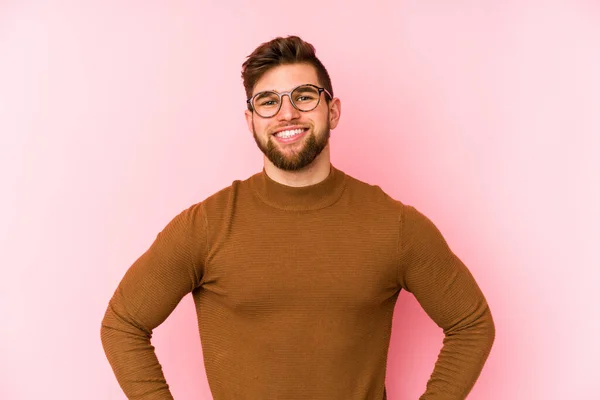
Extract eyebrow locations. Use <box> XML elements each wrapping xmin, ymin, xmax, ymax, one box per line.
<box><xmin>256</xmin><ymin>84</ymin><xmax>319</xmax><ymax>94</ymax></box>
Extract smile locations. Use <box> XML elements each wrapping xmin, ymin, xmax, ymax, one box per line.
<box><xmin>274</xmin><ymin>128</ymin><xmax>307</xmax><ymax>138</ymax></box>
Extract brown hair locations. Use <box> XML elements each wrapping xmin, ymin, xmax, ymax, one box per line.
<box><xmin>241</xmin><ymin>35</ymin><xmax>334</xmax><ymax>110</ymax></box>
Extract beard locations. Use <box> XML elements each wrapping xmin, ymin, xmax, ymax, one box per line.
<box><xmin>252</xmin><ymin>118</ymin><xmax>331</xmax><ymax>172</ymax></box>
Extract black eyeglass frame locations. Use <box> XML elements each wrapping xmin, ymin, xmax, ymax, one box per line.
<box><xmin>246</xmin><ymin>84</ymin><xmax>333</xmax><ymax>118</ymax></box>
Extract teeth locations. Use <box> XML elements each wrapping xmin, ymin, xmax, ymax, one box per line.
<box><xmin>275</xmin><ymin>128</ymin><xmax>304</xmax><ymax>138</ymax></box>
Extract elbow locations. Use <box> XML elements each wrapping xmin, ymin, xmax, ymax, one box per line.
<box><xmin>100</xmin><ymin>306</ymin><xmax>118</xmax><ymax>352</ymax></box>
<box><xmin>476</xmin><ymin>305</ymin><xmax>496</xmax><ymax>354</ymax></box>
<box><xmin>449</xmin><ymin>304</ymin><xmax>496</xmax><ymax>349</ymax></box>
<box><xmin>486</xmin><ymin>307</ymin><xmax>496</xmax><ymax>345</ymax></box>
<box><xmin>100</xmin><ymin>303</ymin><xmax>152</xmax><ymax>344</ymax></box>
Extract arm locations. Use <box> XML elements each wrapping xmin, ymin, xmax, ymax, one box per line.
<box><xmin>100</xmin><ymin>203</ymin><xmax>208</xmax><ymax>399</ymax></box>
<box><xmin>397</xmin><ymin>205</ymin><xmax>495</xmax><ymax>400</ymax></box>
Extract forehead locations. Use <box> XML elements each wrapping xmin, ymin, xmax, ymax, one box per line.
<box><xmin>253</xmin><ymin>63</ymin><xmax>320</xmax><ymax>94</ymax></box>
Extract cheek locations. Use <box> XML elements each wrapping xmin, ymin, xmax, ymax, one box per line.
<box><xmin>313</xmin><ymin>112</ymin><xmax>330</xmax><ymax>129</ymax></box>
<box><xmin>253</xmin><ymin>119</ymin><xmax>271</xmax><ymax>135</ymax></box>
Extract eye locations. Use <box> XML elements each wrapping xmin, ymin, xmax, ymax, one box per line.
<box><xmin>254</xmin><ymin>91</ymin><xmax>279</xmax><ymax>107</ymax></box>
<box><xmin>294</xmin><ymin>94</ymin><xmax>317</xmax><ymax>103</ymax></box>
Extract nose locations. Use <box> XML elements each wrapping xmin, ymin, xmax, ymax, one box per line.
<box><xmin>277</xmin><ymin>94</ymin><xmax>300</xmax><ymax>120</ymax></box>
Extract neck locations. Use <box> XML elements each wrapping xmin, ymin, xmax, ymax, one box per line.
<box><xmin>263</xmin><ymin>145</ymin><xmax>331</xmax><ymax>187</ymax></box>
<box><xmin>250</xmin><ymin>154</ymin><xmax>346</xmax><ymax>212</ymax></box>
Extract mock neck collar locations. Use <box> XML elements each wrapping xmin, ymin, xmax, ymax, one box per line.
<box><xmin>249</xmin><ymin>164</ymin><xmax>347</xmax><ymax>211</ymax></box>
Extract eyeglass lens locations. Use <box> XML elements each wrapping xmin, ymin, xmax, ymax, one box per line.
<box><xmin>253</xmin><ymin>85</ymin><xmax>321</xmax><ymax>117</ymax></box>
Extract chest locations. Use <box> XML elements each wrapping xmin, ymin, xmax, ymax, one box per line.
<box><xmin>202</xmin><ymin>212</ymin><xmax>400</xmax><ymax>313</ymax></box>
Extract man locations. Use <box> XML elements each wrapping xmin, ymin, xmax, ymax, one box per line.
<box><xmin>101</xmin><ymin>35</ymin><xmax>495</xmax><ymax>400</ymax></box>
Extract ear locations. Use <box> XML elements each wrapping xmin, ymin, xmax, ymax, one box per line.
<box><xmin>244</xmin><ymin>109</ymin><xmax>254</xmax><ymax>134</ymax></box>
<box><xmin>328</xmin><ymin>97</ymin><xmax>342</xmax><ymax>130</ymax></box>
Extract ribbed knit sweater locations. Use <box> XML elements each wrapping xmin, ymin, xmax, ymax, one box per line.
<box><xmin>101</xmin><ymin>164</ymin><xmax>495</xmax><ymax>400</ymax></box>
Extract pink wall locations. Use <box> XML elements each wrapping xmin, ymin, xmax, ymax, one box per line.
<box><xmin>1</xmin><ymin>1</ymin><xmax>598</xmax><ymax>399</ymax></box>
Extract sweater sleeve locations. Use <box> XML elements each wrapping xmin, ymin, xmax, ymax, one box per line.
<box><xmin>397</xmin><ymin>205</ymin><xmax>495</xmax><ymax>400</ymax></box>
<box><xmin>100</xmin><ymin>202</ymin><xmax>208</xmax><ymax>399</ymax></box>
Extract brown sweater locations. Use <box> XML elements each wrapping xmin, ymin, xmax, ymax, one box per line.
<box><xmin>101</xmin><ymin>164</ymin><xmax>495</xmax><ymax>400</ymax></box>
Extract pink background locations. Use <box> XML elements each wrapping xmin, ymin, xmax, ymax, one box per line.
<box><xmin>1</xmin><ymin>1</ymin><xmax>598</xmax><ymax>399</ymax></box>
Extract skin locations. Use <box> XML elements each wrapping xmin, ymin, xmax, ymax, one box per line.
<box><xmin>244</xmin><ymin>63</ymin><xmax>342</xmax><ymax>187</ymax></box>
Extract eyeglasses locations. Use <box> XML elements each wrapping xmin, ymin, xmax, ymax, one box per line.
<box><xmin>247</xmin><ymin>84</ymin><xmax>332</xmax><ymax>118</ymax></box>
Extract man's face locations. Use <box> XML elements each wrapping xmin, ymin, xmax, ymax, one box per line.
<box><xmin>245</xmin><ymin>63</ymin><xmax>340</xmax><ymax>171</ymax></box>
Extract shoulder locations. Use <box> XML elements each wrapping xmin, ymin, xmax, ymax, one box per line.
<box><xmin>185</xmin><ymin>170</ymin><xmax>259</xmax><ymax>211</ymax></box>
<box><xmin>341</xmin><ymin>170</ymin><xmax>440</xmax><ymax>234</ymax></box>
<box><xmin>170</xmin><ymin>171</ymin><xmax>260</xmax><ymax>227</ymax></box>
<box><xmin>342</xmin><ymin>170</ymin><xmax>408</xmax><ymax>214</ymax></box>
